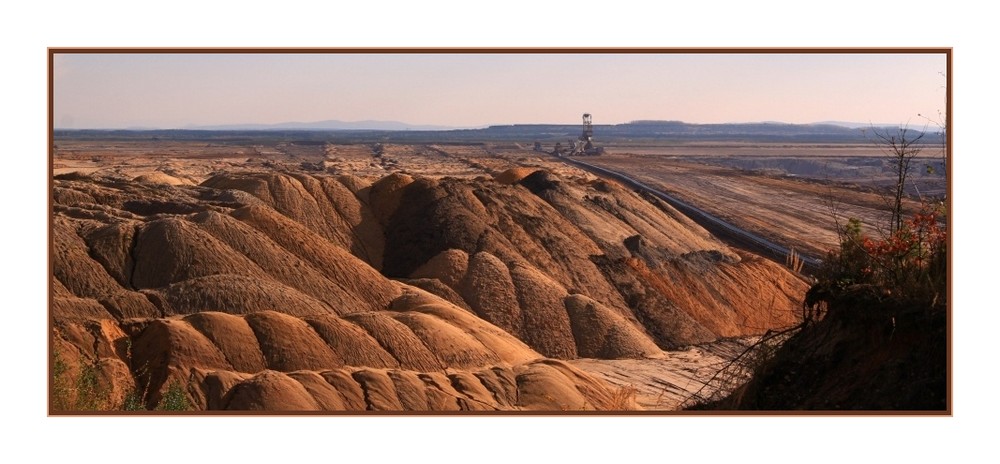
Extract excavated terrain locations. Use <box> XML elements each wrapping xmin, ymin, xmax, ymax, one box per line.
<box><xmin>51</xmin><ymin>143</ymin><xmax>809</xmax><ymax>412</ymax></box>
<box><xmin>587</xmin><ymin>151</ymin><xmax>938</xmax><ymax>258</ymax></box>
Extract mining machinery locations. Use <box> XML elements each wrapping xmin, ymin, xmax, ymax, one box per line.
<box><xmin>553</xmin><ymin>113</ymin><xmax>604</xmax><ymax>156</ymax></box>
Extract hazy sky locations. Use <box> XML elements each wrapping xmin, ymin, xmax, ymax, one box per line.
<box><xmin>53</xmin><ymin>53</ymin><xmax>947</xmax><ymax>129</ymax></box>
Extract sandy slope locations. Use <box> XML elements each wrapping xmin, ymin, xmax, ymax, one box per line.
<box><xmin>51</xmin><ymin>143</ymin><xmax>808</xmax><ymax>411</ymax></box>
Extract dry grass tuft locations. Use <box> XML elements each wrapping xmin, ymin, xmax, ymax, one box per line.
<box><xmin>603</xmin><ymin>384</ymin><xmax>639</xmax><ymax>411</ymax></box>
<box><xmin>786</xmin><ymin>247</ymin><xmax>804</xmax><ymax>274</ymax></box>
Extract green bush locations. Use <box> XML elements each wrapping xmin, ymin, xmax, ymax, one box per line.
<box><xmin>816</xmin><ymin>202</ymin><xmax>947</xmax><ymax>309</ymax></box>
<box><xmin>156</xmin><ymin>381</ymin><xmax>191</xmax><ymax>411</ymax></box>
<box><xmin>51</xmin><ymin>349</ymin><xmax>110</xmax><ymax>411</ymax></box>
<box><xmin>52</xmin><ymin>344</ymin><xmax>192</xmax><ymax>412</ymax></box>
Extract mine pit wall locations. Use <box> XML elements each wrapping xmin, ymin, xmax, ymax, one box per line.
<box><xmin>553</xmin><ymin>154</ymin><xmax>823</xmax><ymax>274</ymax></box>
<box><xmin>50</xmin><ymin>170</ymin><xmax>807</xmax><ymax>411</ymax></box>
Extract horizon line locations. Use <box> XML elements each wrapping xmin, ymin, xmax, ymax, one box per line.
<box><xmin>53</xmin><ymin>119</ymin><xmax>922</xmax><ymax>132</ymax></box>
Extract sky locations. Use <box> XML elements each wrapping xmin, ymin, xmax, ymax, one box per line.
<box><xmin>53</xmin><ymin>52</ymin><xmax>947</xmax><ymax>129</ymax></box>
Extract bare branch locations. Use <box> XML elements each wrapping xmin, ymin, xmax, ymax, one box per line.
<box><xmin>868</xmin><ymin>124</ymin><xmax>923</xmax><ymax>235</ymax></box>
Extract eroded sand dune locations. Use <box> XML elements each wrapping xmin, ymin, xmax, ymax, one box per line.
<box><xmin>193</xmin><ymin>359</ymin><xmax>625</xmax><ymax>411</ymax></box>
<box><xmin>51</xmin><ymin>168</ymin><xmax>807</xmax><ymax>411</ymax></box>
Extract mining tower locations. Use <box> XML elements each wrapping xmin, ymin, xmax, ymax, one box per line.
<box><xmin>581</xmin><ymin>113</ymin><xmax>594</xmax><ymax>151</ymax></box>
<box><xmin>565</xmin><ymin>113</ymin><xmax>604</xmax><ymax>156</ymax></box>
<box><xmin>549</xmin><ymin>113</ymin><xmax>604</xmax><ymax>156</ymax></box>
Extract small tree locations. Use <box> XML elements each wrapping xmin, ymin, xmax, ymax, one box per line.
<box><xmin>812</xmin><ymin>123</ymin><xmax>945</xmax><ymax>309</ymax></box>
<box><xmin>869</xmin><ymin>125</ymin><xmax>924</xmax><ymax>235</ymax></box>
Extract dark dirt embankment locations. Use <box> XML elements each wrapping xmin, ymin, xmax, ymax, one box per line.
<box><xmin>693</xmin><ymin>285</ymin><xmax>946</xmax><ymax>411</ymax></box>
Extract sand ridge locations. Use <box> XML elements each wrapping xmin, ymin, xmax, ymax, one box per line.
<box><xmin>51</xmin><ymin>152</ymin><xmax>808</xmax><ymax>411</ymax></box>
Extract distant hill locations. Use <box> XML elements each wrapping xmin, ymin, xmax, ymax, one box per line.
<box><xmin>55</xmin><ymin>120</ymin><xmax>936</xmax><ymax>144</ymax></box>
<box><xmin>185</xmin><ymin>119</ymin><xmax>469</xmax><ymax>131</ymax></box>
<box><xmin>812</xmin><ymin>120</ymin><xmax>921</xmax><ymax>130</ymax></box>
<box><xmin>454</xmin><ymin>120</ymin><xmax>904</xmax><ymax>143</ymax></box>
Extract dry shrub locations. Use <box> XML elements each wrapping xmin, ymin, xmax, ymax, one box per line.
<box><xmin>681</xmin><ymin>330</ymin><xmax>800</xmax><ymax>409</ymax></box>
<box><xmin>584</xmin><ymin>382</ymin><xmax>640</xmax><ymax>411</ymax></box>
<box><xmin>603</xmin><ymin>384</ymin><xmax>639</xmax><ymax>411</ymax></box>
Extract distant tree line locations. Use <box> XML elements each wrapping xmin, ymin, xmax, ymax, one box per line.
<box><xmin>54</xmin><ymin>121</ymin><xmax>938</xmax><ymax>145</ymax></box>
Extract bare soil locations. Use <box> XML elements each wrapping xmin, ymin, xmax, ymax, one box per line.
<box><xmin>50</xmin><ymin>138</ymin><xmax>835</xmax><ymax>412</ymax></box>
<box><xmin>586</xmin><ymin>144</ymin><xmax>945</xmax><ymax>259</ymax></box>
